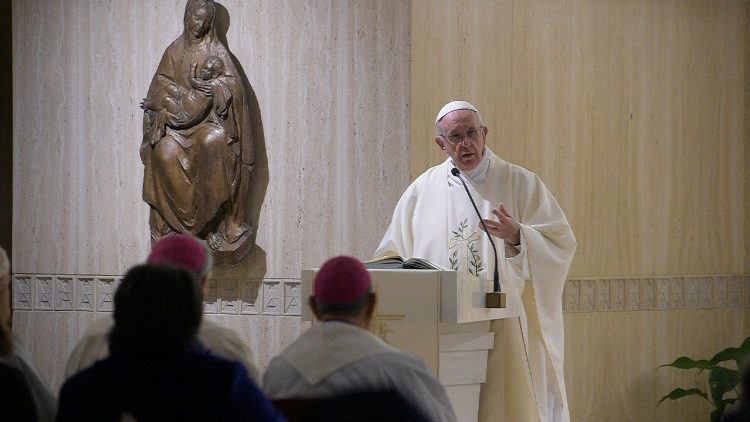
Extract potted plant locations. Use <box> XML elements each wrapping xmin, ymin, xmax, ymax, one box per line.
<box><xmin>658</xmin><ymin>337</ymin><xmax>750</xmax><ymax>422</ymax></box>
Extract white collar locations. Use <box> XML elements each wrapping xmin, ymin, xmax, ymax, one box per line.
<box><xmin>449</xmin><ymin>147</ymin><xmax>491</xmax><ymax>184</ymax></box>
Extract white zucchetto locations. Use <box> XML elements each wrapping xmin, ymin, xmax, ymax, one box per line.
<box><xmin>435</xmin><ymin>100</ymin><xmax>478</xmax><ymax>124</ymax></box>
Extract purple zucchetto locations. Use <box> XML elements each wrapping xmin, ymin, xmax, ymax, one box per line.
<box><xmin>148</xmin><ymin>234</ymin><xmax>207</xmax><ymax>276</ymax></box>
<box><xmin>314</xmin><ymin>256</ymin><xmax>372</xmax><ymax>305</ymax></box>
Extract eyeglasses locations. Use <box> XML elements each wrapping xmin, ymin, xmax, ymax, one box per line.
<box><xmin>439</xmin><ymin>126</ymin><xmax>484</xmax><ymax>145</ymax></box>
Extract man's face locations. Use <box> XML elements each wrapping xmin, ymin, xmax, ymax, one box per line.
<box><xmin>435</xmin><ymin>109</ymin><xmax>487</xmax><ymax>172</ymax></box>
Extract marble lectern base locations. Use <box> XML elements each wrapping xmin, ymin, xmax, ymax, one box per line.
<box><xmin>439</xmin><ymin>321</ymin><xmax>499</xmax><ymax>422</ymax></box>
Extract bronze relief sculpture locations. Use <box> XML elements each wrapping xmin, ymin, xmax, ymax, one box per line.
<box><xmin>141</xmin><ymin>0</ymin><xmax>253</xmax><ymax>264</ymax></box>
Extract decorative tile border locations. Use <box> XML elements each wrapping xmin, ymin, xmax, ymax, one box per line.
<box><xmin>12</xmin><ymin>274</ymin><xmax>302</xmax><ymax>316</ymax></box>
<box><xmin>563</xmin><ymin>275</ymin><xmax>750</xmax><ymax>313</ymax></box>
<box><xmin>13</xmin><ymin>273</ymin><xmax>747</xmax><ymax>315</ymax></box>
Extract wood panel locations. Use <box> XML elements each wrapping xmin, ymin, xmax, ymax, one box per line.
<box><xmin>565</xmin><ymin>309</ymin><xmax>744</xmax><ymax>421</ymax></box>
<box><xmin>412</xmin><ymin>0</ymin><xmax>746</xmax><ymax>278</ymax></box>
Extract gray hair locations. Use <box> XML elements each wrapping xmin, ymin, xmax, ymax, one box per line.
<box><xmin>0</xmin><ymin>246</ymin><xmax>8</xmax><ymax>277</ymax></box>
<box><xmin>314</xmin><ymin>289</ymin><xmax>373</xmax><ymax>318</ymax></box>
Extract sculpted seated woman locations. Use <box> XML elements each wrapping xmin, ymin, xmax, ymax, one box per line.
<box><xmin>140</xmin><ymin>0</ymin><xmax>253</xmax><ymax>262</ymax></box>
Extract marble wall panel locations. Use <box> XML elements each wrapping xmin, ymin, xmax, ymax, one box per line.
<box><xmin>13</xmin><ymin>0</ymin><xmax>410</xmax><ymax>278</ymax></box>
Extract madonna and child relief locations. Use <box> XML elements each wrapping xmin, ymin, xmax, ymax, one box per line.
<box><xmin>140</xmin><ymin>0</ymin><xmax>254</xmax><ymax>265</ymax></box>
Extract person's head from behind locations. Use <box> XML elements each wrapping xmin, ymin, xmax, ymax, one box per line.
<box><xmin>0</xmin><ymin>245</ymin><xmax>9</xmax><ymax>315</ymax></box>
<box><xmin>148</xmin><ymin>233</ymin><xmax>213</xmax><ymax>297</ymax></box>
<box><xmin>434</xmin><ymin>100</ymin><xmax>488</xmax><ymax>173</ymax></box>
<box><xmin>0</xmin><ymin>246</ymin><xmax>11</xmax><ymax>355</ymax></box>
<box><xmin>200</xmin><ymin>56</ymin><xmax>225</xmax><ymax>81</ymax></box>
<box><xmin>310</xmin><ymin>256</ymin><xmax>375</xmax><ymax>330</ymax></box>
<box><xmin>109</xmin><ymin>264</ymin><xmax>203</xmax><ymax>356</ymax></box>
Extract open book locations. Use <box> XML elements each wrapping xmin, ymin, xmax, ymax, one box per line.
<box><xmin>363</xmin><ymin>254</ymin><xmax>445</xmax><ymax>270</ymax></box>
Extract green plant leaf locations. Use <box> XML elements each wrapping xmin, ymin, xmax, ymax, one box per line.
<box><xmin>658</xmin><ymin>337</ymin><xmax>750</xmax><ymax>420</ymax></box>
<box><xmin>659</xmin><ymin>356</ymin><xmax>713</xmax><ymax>370</ymax></box>
<box><xmin>657</xmin><ymin>388</ymin><xmax>708</xmax><ymax>405</ymax></box>
<box><xmin>709</xmin><ymin>336</ymin><xmax>750</xmax><ymax>368</ymax></box>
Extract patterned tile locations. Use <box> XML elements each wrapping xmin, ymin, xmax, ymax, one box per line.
<box><xmin>240</xmin><ymin>280</ymin><xmax>261</xmax><ymax>315</ymax></box>
<box><xmin>34</xmin><ymin>276</ymin><xmax>54</xmax><ymax>310</ymax></box>
<box><xmin>596</xmin><ymin>279</ymin><xmax>611</xmax><ymax>312</ymax></box>
<box><xmin>626</xmin><ymin>279</ymin><xmax>640</xmax><ymax>311</ymax></box>
<box><xmin>220</xmin><ymin>279</ymin><xmax>240</xmax><ymax>314</ymax></box>
<box><xmin>713</xmin><ymin>277</ymin><xmax>728</xmax><ymax>309</ymax></box>
<box><xmin>55</xmin><ymin>277</ymin><xmax>75</xmax><ymax>310</ymax></box>
<box><xmin>611</xmin><ymin>279</ymin><xmax>626</xmax><ymax>312</ymax></box>
<box><xmin>76</xmin><ymin>278</ymin><xmax>95</xmax><ymax>311</ymax></box>
<box><xmin>580</xmin><ymin>280</ymin><xmax>596</xmax><ymax>313</ymax></box>
<box><xmin>655</xmin><ymin>279</ymin><xmax>670</xmax><ymax>310</ymax></box>
<box><xmin>13</xmin><ymin>275</ymin><xmax>33</xmax><ymax>310</ymax></box>
<box><xmin>263</xmin><ymin>281</ymin><xmax>282</xmax><ymax>315</ymax></box>
<box><xmin>641</xmin><ymin>279</ymin><xmax>655</xmax><ymax>311</ymax></box>
<box><xmin>727</xmin><ymin>277</ymin><xmax>741</xmax><ymax>309</ymax></box>
<box><xmin>284</xmin><ymin>282</ymin><xmax>302</xmax><ymax>316</ymax></box>
<box><xmin>700</xmin><ymin>277</ymin><xmax>713</xmax><ymax>309</ymax></box>
<box><xmin>96</xmin><ymin>278</ymin><xmax>118</xmax><ymax>312</ymax></box>
<box><xmin>669</xmin><ymin>278</ymin><xmax>684</xmax><ymax>310</ymax></box>
<box><xmin>203</xmin><ymin>278</ymin><xmax>218</xmax><ymax>314</ymax></box>
<box><xmin>563</xmin><ymin>280</ymin><xmax>580</xmax><ymax>312</ymax></box>
<box><xmin>684</xmin><ymin>277</ymin><xmax>700</xmax><ymax>310</ymax></box>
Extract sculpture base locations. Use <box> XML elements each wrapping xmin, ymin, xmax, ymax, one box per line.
<box><xmin>485</xmin><ymin>292</ymin><xmax>506</xmax><ymax>308</ymax></box>
<box><xmin>211</xmin><ymin>227</ymin><xmax>254</xmax><ymax>266</ymax></box>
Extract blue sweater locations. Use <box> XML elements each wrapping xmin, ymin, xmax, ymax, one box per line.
<box><xmin>57</xmin><ymin>345</ymin><xmax>285</xmax><ymax>422</ymax></box>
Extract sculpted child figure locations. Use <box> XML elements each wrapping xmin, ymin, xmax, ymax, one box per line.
<box><xmin>141</xmin><ymin>56</ymin><xmax>232</xmax><ymax>145</ymax></box>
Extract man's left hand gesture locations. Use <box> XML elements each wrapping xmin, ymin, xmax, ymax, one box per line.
<box><xmin>482</xmin><ymin>203</ymin><xmax>521</xmax><ymax>246</ymax></box>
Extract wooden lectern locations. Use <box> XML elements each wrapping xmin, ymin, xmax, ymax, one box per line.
<box><xmin>301</xmin><ymin>269</ymin><xmax>521</xmax><ymax>422</ymax></box>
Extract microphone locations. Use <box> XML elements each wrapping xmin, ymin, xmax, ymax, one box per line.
<box><xmin>451</xmin><ymin>167</ymin><xmax>506</xmax><ymax>308</ymax></box>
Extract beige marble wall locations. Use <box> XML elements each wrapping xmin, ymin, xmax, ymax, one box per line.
<box><xmin>12</xmin><ymin>0</ymin><xmax>410</xmax><ymax>393</ymax></box>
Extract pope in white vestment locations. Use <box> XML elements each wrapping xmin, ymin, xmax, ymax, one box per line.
<box><xmin>375</xmin><ymin>101</ymin><xmax>576</xmax><ymax>422</ymax></box>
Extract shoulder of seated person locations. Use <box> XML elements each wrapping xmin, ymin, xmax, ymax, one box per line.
<box><xmin>80</xmin><ymin>315</ymin><xmax>115</xmax><ymax>336</ymax></box>
<box><xmin>198</xmin><ymin>320</ymin><xmax>243</xmax><ymax>340</ymax></box>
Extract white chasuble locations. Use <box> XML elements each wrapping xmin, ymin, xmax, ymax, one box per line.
<box><xmin>446</xmin><ymin>185</ymin><xmax>490</xmax><ymax>279</ymax></box>
<box><xmin>376</xmin><ymin>148</ymin><xmax>576</xmax><ymax>422</ymax></box>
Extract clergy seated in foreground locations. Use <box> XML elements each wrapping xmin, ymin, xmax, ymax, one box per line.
<box><xmin>57</xmin><ymin>264</ymin><xmax>286</xmax><ymax>422</ymax></box>
<box><xmin>263</xmin><ymin>256</ymin><xmax>457</xmax><ymax>422</ymax></box>
<box><xmin>64</xmin><ymin>234</ymin><xmax>261</xmax><ymax>384</ymax></box>
<box><xmin>0</xmin><ymin>246</ymin><xmax>57</xmax><ymax>422</ymax></box>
